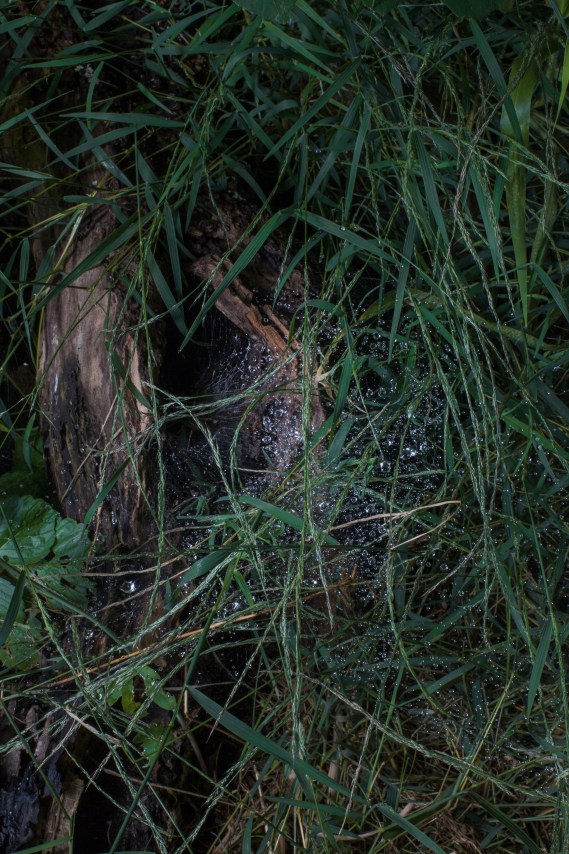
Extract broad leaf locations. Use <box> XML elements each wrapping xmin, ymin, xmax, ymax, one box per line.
<box><xmin>0</xmin><ymin>576</ymin><xmax>41</xmax><ymax>671</ymax></box>
<box><xmin>0</xmin><ymin>497</ymin><xmax>57</xmax><ymax>563</ymax></box>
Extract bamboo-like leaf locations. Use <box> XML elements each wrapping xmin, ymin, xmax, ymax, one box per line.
<box><xmin>500</xmin><ymin>58</ymin><xmax>538</xmax><ymax>326</ymax></box>
<box><xmin>333</xmin><ymin>352</ymin><xmax>354</xmax><ymax>423</ymax></box>
<box><xmin>442</xmin><ymin>0</ymin><xmax>509</xmax><ymax>18</ymax></box>
<box><xmin>83</xmin><ymin>0</ymin><xmax>136</xmax><ymax>32</ymax></box>
<box><xmin>110</xmin><ymin>350</ymin><xmax>152</xmax><ymax>411</ymax></box>
<box><xmin>181</xmin><ymin>548</ymin><xmax>236</xmax><ymax>585</ymax></box>
<box><xmin>9</xmin><ymin>838</ymin><xmax>72</xmax><ymax>853</ymax></box>
<box><xmin>301</xmin><ymin>212</ymin><xmax>395</xmax><ymax>264</ymax></box>
<box><xmin>389</xmin><ymin>219</ymin><xmax>416</xmax><ymax>359</ymax></box>
<box><xmin>83</xmin><ymin>459</ymin><xmax>129</xmax><ymax>527</ymax></box>
<box><xmin>527</xmin><ymin>619</ymin><xmax>553</xmax><ymax>717</ymax></box>
<box><xmin>188</xmin><ymin>686</ymin><xmax>352</xmax><ymax>798</ymax></box>
<box><xmin>36</xmin><ymin>215</ymin><xmax>149</xmax><ymax>312</ymax></box>
<box><xmin>264</xmin><ymin>22</ymin><xmax>333</xmax><ymax>72</ymax></box>
<box><xmin>63</xmin><ymin>110</ymin><xmax>185</xmax><ymax>129</ymax></box>
<box><xmin>471</xmin><ymin>21</ymin><xmax>522</xmax><ymax>142</ymax></box>
<box><xmin>377</xmin><ymin>803</ymin><xmax>446</xmax><ymax>854</ymax></box>
<box><xmin>234</xmin><ymin>0</ymin><xmax>299</xmax><ymax>24</ymax></box>
<box><xmin>413</xmin><ymin>134</ymin><xmax>448</xmax><ymax>246</ymax></box>
<box><xmin>307</xmin><ymin>96</ymin><xmax>360</xmax><ymax>203</ymax></box>
<box><xmin>469</xmin><ymin>793</ymin><xmax>542</xmax><ymax>853</ymax></box>
<box><xmin>0</xmin><ymin>15</ymin><xmax>37</xmax><ymax>35</ymax></box>
<box><xmin>556</xmin><ymin>40</ymin><xmax>569</xmax><ymax>121</ymax></box>
<box><xmin>240</xmin><ymin>496</ymin><xmax>339</xmax><ymax>545</ymax></box>
<box><xmin>345</xmin><ymin>100</ymin><xmax>370</xmax><ymax>220</ymax></box>
<box><xmin>264</xmin><ymin>60</ymin><xmax>360</xmax><ymax>161</ymax></box>
<box><xmin>533</xmin><ymin>265</ymin><xmax>569</xmax><ymax>324</ymax></box>
<box><xmin>502</xmin><ymin>412</ymin><xmax>569</xmax><ymax>461</ymax></box>
<box><xmin>163</xmin><ymin>202</ymin><xmax>183</xmax><ymax>298</ymax></box>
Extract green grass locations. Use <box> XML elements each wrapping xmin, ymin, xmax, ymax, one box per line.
<box><xmin>0</xmin><ymin>0</ymin><xmax>568</xmax><ymax>851</ymax></box>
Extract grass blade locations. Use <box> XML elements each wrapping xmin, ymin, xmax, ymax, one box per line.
<box><xmin>188</xmin><ymin>686</ymin><xmax>353</xmax><ymax>798</ymax></box>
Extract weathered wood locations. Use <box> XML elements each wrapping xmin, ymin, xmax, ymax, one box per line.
<box><xmin>188</xmin><ymin>197</ymin><xmax>324</xmax><ymax>471</ymax></box>
<box><xmin>0</xmin><ymin>62</ymin><xmax>154</xmax><ymax>549</ymax></box>
<box><xmin>0</xmin><ymin>54</ymin><xmax>160</xmax><ymax>851</ymax></box>
<box><xmin>37</xmin><ymin>202</ymin><xmax>153</xmax><ymax>548</ymax></box>
<box><xmin>26</xmin><ymin>149</ymin><xmax>155</xmax><ymax>549</ymax></box>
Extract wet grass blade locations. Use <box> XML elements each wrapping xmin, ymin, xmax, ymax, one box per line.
<box><xmin>83</xmin><ymin>459</ymin><xmax>129</xmax><ymax>528</ymax></box>
<box><xmin>389</xmin><ymin>218</ymin><xmax>416</xmax><ymax>359</ymax></box>
<box><xmin>377</xmin><ymin>803</ymin><xmax>446</xmax><ymax>854</ymax></box>
<box><xmin>188</xmin><ymin>686</ymin><xmax>353</xmax><ymax>799</ymax></box>
<box><xmin>240</xmin><ymin>496</ymin><xmax>339</xmax><ymax>545</ymax></box>
<box><xmin>264</xmin><ymin>59</ymin><xmax>361</xmax><ymax>161</ymax></box>
<box><xmin>469</xmin><ymin>792</ymin><xmax>542</xmax><ymax>854</ymax></box>
<box><xmin>500</xmin><ymin>58</ymin><xmax>538</xmax><ymax>327</ymax></box>
<box><xmin>527</xmin><ymin>619</ymin><xmax>553</xmax><ymax>717</ymax></box>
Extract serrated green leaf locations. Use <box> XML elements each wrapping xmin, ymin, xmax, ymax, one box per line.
<box><xmin>140</xmin><ymin>666</ymin><xmax>176</xmax><ymax>711</ymax></box>
<box><xmin>52</xmin><ymin>515</ymin><xmax>90</xmax><ymax>562</ymax></box>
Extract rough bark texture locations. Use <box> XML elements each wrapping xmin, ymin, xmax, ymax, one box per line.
<box><xmin>37</xmin><ymin>196</ymin><xmax>153</xmax><ymax>549</ymax></box>
<box><xmin>188</xmin><ymin>196</ymin><xmax>324</xmax><ymax>471</ymax></box>
<box><xmin>0</xmin><ymin>64</ymin><xmax>154</xmax><ymax>550</ymax></box>
<box><xmin>0</xmin><ymin>54</ymin><xmax>159</xmax><ymax>848</ymax></box>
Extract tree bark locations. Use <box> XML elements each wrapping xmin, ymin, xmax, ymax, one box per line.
<box><xmin>37</xmin><ymin>173</ymin><xmax>154</xmax><ymax>549</ymax></box>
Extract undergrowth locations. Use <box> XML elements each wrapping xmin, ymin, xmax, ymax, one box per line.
<box><xmin>0</xmin><ymin>0</ymin><xmax>568</xmax><ymax>852</ymax></box>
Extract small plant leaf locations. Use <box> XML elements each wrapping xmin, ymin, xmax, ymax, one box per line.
<box><xmin>181</xmin><ymin>548</ymin><xmax>236</xmax><ymax>585</ymax></box>
<box><xmin>0</xmin><ymin>570</ymin><xmax>26</xmax><ymax>646</ymax></box>
<box><xmin>0</xmin><ymin>497</ymin><xmax>56</xmax><ymax>564</ymax></box>
<box><xmin>0</xmin><ymin>577</ymin><xmax>41</xmax><ymax>671</ymax></box>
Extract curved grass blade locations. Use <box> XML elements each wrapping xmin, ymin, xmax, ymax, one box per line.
<box><xmin>179</xmin><ymin>209</ymin><xmax>291</xmax><ymax>349</ymax></box>
<box><xmin>332</xmin><ymin>351</ymin><xmax>354</xmax><ymax>424</ymax></box>
<box><xmin>188</xmin><ymin>686</ymin><xmax>352</xmax><ymax>799</ymax></box>
<box><xmin>10</xmin><ymin>839</ymin><xmax>71</xmax><ymax>853</ymax></box>
<box><xmin>500</xmin><ymin>58</ymin><xmax>538</xmax><ymax>326</ymax></box>
<box><xmin>502</xmin><ymin>412</ymin><xmax>569</xmax><ymax>461</ymax></box>
<box><xmin>469</xmin><ymin>792</ymin><xmax>542</xmax><ymax>853</ymax></box>
<box><xmin>389</xmin><ymin>218</ymin><xmax>416</xmax><ymax>359</ymax></box>
<box><xmin>181</xmin><ymin>547</ymin><xmax>236</xmax><ymax>585</ymax></box>
<box><xmin>413</xmin><ymin>133</ymin><xmax>448</xmax><ymax>246</ymax></box>
<box><xmin>264</xmin><ymin>60</ymin><xmax>361</xmax><ymax>161</ymax></box>
<box><xmin>471</xmin><ymin>20</ymin><xmax>523</xmax><ymax>142</ymax></box>
<box><xmin>527</xmin><ymin>619</ymin><xmax>553</xmax><ymax>717</ymax></box>
<box><xmin>240</xmin><ymin>496</ymin><xmax>339</xmax><ymax>545</ymax></box>
<box><xmin>377</xmin><ymin>803</ymin><xmax>446</xmax><ymax>854</ymax></box>
<box><xmin>83</xmin><ymin>459</ymin><xmax>129</xmax><ymax>528</ymax></box>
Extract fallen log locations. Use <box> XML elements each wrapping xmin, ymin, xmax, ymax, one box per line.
<box><xmin>37</xmin><ymin>174</ymin><xmax>154</xmax><ymax>549</ymax></box>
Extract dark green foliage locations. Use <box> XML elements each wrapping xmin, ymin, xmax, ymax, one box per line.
<box><xmin>0</xmin><ymin>0</ymin><xmax>568</xmax><ymax>851</ymax></box>
<box><xmin>0</xmin><ymin>494</ymin><xmax>91</xmax><ymax>670</ymax></box>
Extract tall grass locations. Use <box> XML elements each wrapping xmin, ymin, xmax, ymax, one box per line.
<box><xmin>1</xmin><ymin>0</ymin><xmax>568</xmax><ymax>851</ymax></box>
